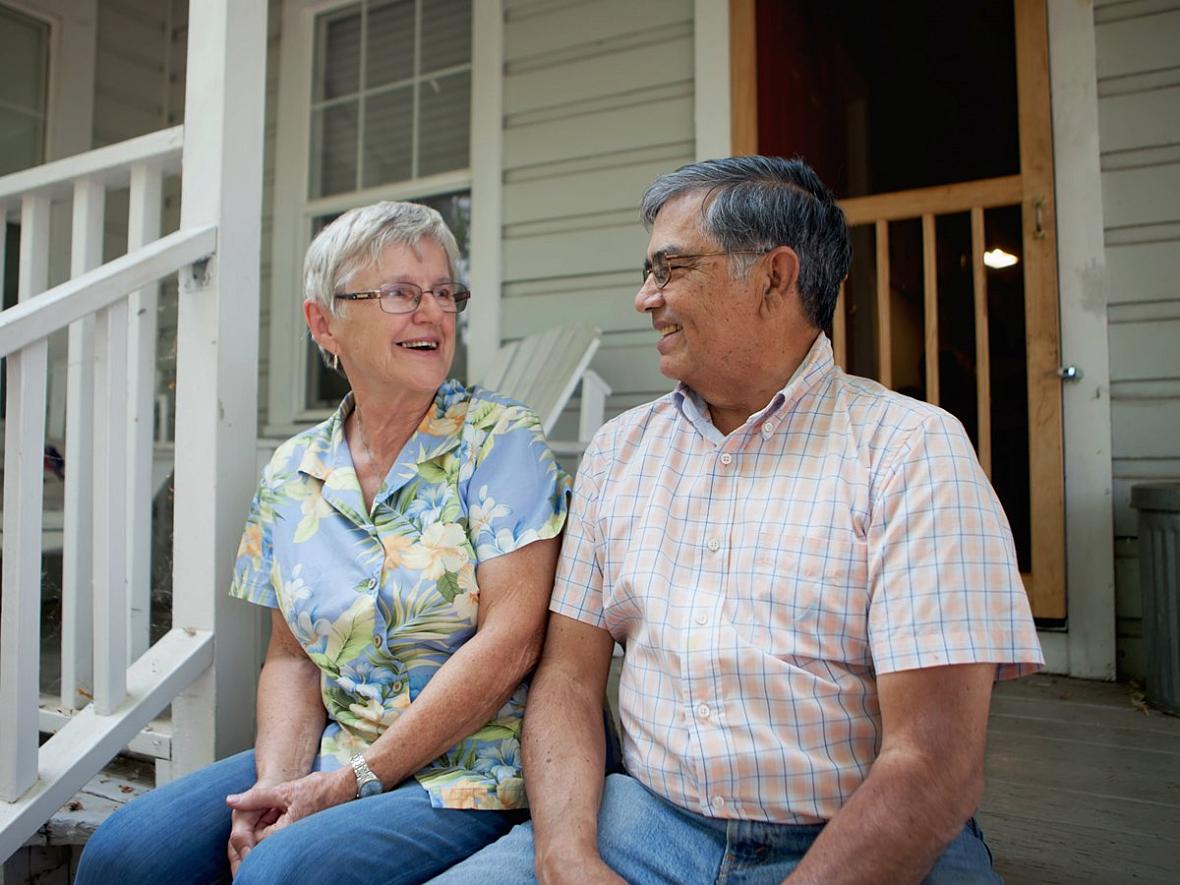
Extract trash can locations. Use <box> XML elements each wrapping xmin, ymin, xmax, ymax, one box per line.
<box><xmin>1130</xmin><ymin>482</ymin><xmax>1180</xmax><ymax>714</ymax></box>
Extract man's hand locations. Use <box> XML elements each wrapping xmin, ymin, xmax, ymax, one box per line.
<box><xmin>225</xmin><ymin>768</ymin><xmax>353</xmax><ymax>873</ymax></box>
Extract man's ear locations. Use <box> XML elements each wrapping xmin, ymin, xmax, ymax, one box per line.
<box><xmin>758</xmin><ymin>247</ymin><xmax>801</xmax><ymax>319</ymax></box>
<box><xmin>765</xmin><ymin>246</ymin><xmax>800</xmax><ymax>298</ymax></box>
<box><xmin>304</xmin><ymin>299</ymin><xmax>337</xmax><ymax>354</ymax></box>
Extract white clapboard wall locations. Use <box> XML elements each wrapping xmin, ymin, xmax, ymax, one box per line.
<box><xmin>499</xmin><ymin>0</ymin><xmax>696</xmax><ymax>440</ymax></box>
<box><xmin>1094</xmin><ymin>0</ymin><xmax>1180</xmax><ymax>680</ymax></box>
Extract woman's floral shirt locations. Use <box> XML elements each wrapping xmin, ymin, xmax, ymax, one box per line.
<box><xmin>230</xmin><ymin>380</ymin><xmax>570</xmax><ymax>810</ymax></box>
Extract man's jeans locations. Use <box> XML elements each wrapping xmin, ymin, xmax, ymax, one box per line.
<box><xmin>74</xmin><ymin>749</ymin><xmax>524</xmax><ymax>885</ymax></box>
<box><xmin>432</xmin><ymin>773</ymin><xmax>1000</xmax><ymax>884</ymax></box>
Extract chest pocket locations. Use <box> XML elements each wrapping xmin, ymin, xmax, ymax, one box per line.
<box><xmin>727</xmin><ymin>529</ymin><xmax>869</xmax><ymax>665</ymax></box>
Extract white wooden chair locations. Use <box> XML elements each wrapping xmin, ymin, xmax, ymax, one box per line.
<box><xmin>479</xmin><ymin>324</ymin><xmax>611</xmax><ymax>452</ymax></box>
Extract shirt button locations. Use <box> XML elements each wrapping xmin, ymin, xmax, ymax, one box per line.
<box><xmin>695</xmin><ymin>613</ymin><xmax>708</xmax><ymax>625</ymax></box>
<box><xmin>373</xmin><ymin>634</ymin><xmax>383</xmax><ymax>648</ymax></box>
<box><xmin>762</xmin><ymin>422</ymin><xmax>776</xmax><ymax>436</ymax></box>
<box><xmin>365</xmin><ymin>577</ymin><xmax>377</xmax><ymax>589</ymax></box>
<box><xmin>707</xmin><ymin>539</ymin><xmax>721</xmax><ymax>552</ymax></box>
<box><xmin>697</xmin><ymin>704</ymin><xmax>710</xmax><ymax>718</ymax></box>
<box><xmin>712</xmin><ymin>796</ymin><xmax>726</xmax><ymax>809</ymax></box>
<box><xmin>719</xmin><ymin>453</ymin><xmax>733</xmax><ymax>465</ymax></box>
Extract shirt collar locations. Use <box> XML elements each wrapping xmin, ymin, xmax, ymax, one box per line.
<box><xmin>674</xmin><ymin>332</ymin><xmax>835</xmax><ymax>442</ymax></box>
<box><xmin>298</xmin><ymin>380</ymin><xmax>470</xmax><ymax>517</ymax></box>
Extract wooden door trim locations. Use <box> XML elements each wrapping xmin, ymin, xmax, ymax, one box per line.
<box><xmin>729</xmin><ymin>0</ymin><xmax>757</xmax><ymax>155</ymax></box>
<box><xmin>1015</xmin><ymin>0</ymin><xmax>1066</xmax><ymax>619</ymax></box>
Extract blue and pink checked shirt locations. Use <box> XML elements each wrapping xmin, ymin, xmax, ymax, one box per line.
<box><xmin>551</xmin><ymin>333</ymin><xmax>1043</xmax><ymax>824</ymax></box>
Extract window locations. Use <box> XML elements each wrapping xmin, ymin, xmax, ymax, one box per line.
<box><xmin>271</xmin><ymin>0</ymin><xmax>475</xmax><ymax>424</ymax></box>
<box><xmin>0</xmin><ymin>4</ymin><xmax>49</xmax><ymax>178</ymax></box>
<box><xmin>0</xmin><ymin>4</ymin><xmax>50</xmax><ymax>417</ymax></box>
<box><xmin>310</xmin><ymin>0</ymin><xmax>472</xmax><ymax>197</ymax></box>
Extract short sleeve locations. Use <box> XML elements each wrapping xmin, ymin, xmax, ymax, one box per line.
<box><xmin>866</xmin><ymin>410</ymin><xmax>1044</xmax><ymax>680</ymax></box>
<box><xmin>549</xmin><ymin>430</ymin><xmax>609</xmax><ymax>629</ymax></box>
<box><xmin>466</xmin><ymin>399</ymin><xmax>571</xmax><ymax>563</ymax></box>
<box><xmin>228</xmin><ymin>465</ymin><xmax>279</xmax><ymax>608</ymax></box>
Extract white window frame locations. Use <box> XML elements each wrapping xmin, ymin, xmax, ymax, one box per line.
<box><xmin>267</xmin><ymin>0</ymin><xmax>502</xmax><ymax>437</ymax></box>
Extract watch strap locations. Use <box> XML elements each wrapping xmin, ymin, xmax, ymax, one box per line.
<box><xmin>348</xmin><ymin>753</ymin><xmax>382</xmax><ymax>798</ymax></box>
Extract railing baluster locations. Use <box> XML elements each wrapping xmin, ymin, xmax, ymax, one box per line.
<box><xmin>0</xmin><ymin>194</ymin><xmax>50</xmax><ymax>800</ymax></box>
<box><xmin>922</xmin><ymin>214</ymin><xmax>939</xmax><ymax>406</ymax></box>
<box><xmin>874</xmin><ymin>220</ymin><xmax>892</xmax><ymax>388</ymax></box>
<box><xmin>126</xmin><ymin>164</ymin><xmax>163</xmax><ymax>661</ymax></box>
<box><xmin>833</xmin><ymin>282</ymin><xmax>847</xmax><ymax>368</ymax></box>
<box><xmin>971</xmin><ymin>207</ymin><xmax>992</xmax><ymax>476</ymax></box>
<box><xmin>93</xmin><ymin>297</ymin><xmax>130</xmax><ymax>715</ymax></box>
<box><xmin>62</xmin><ymin>179</ymin><xmax>104</xmax><ymax>711</ymax></box>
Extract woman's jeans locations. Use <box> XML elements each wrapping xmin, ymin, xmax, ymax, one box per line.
<box><xmin>74</xmin><ymin>749</ymin><xmax>524</xmax><ymax>885</ymax></box>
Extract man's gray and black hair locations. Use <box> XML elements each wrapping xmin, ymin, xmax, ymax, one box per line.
<box><xmin>640</xmin><ymin>156</ymin><xmax>851</xmax><ymax>330</ymax></box>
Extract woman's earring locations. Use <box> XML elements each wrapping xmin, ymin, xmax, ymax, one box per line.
<box><xmin>332</xmin><ymin>352</ymin><xmax>339</xmax><ymax>372</ymax></box>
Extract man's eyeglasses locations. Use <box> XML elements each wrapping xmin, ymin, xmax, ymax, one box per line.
<box><xmin>334</xmin><ymin>282</ymin><xmax>471</xmax><ymax>314</ymax></box>
<box><xmin>641</xmin><ymin>250</ymin><xmax>769</xmax><ymax>289</ymax></box>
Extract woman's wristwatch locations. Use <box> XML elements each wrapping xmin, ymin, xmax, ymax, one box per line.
<box><xmin>348</xmin><ymin>753</ymin><xmax>384</xmax><ymax>799</ymax></box>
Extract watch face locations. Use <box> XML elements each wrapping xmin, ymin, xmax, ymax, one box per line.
<box><xmin>358</xmin><ymin>778</ymin><xmax>383</xmax><ymax>799</ymax></box>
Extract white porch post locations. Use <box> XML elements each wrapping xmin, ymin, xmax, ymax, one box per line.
<box><xmin>169</xmin><ymin>0</ymin><xmax>267</xmax><ymax>773</ymax></box>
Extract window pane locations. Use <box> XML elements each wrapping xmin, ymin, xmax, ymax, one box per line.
<box><xmin>310</xmin><ymin>102</ymin><xmax>359</xmax><ymax>197</ymax></box>
<box><xmin>420</xmin><ymin>0</ymin><xmax>471</xmax><ymax>73</ymax></box>
<box><xmin>314</xmin><ymin>5</ymin><xmax>362</xmax><ymax>101</ymax></box>
<box><xmin>418</xmin><ymin>72</ymin><xmax>470</xmax><ymax>176</ymax></box>
<box><xmin>0</xmin><ymin>107</ymin><xmax>45</xmax><ymax>177</ymax></box>
<box><xmin>366</xmin><ymin>0</ymin><xmax>414</xmax><ymax>88</ymax></box>
<box><xmin>362</xmin><ymin>87</ymin><xmax>413</xmax><ymax>188</ymax></box>
<box><xmin>0</xmin><ymin>6</ymin><xmax>49</xmax><ymax>111</ymax></box>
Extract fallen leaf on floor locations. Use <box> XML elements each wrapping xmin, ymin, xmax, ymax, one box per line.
<box><xmin>1130</xmin><ymin>690</ymin><xmax>1151</xmax><ymax>716</ymax></box>
<box><xmin>119</xmin><ymin>785</ymin><xmax>135</xmax><ymax>793</ymax></box>
<box><xmin>67</xmin><ymin>800</ymin><xmax>83</xmax><ymax>811</ymax></box>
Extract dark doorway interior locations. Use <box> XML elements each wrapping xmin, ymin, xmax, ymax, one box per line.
<box><xmin>756</xmin><ymin>0</ymin><xmax>1020</xmax><ymax>198</ymax></box>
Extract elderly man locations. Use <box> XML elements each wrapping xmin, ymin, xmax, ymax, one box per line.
<box><xmin>436</xmin><ymin>156</ymin><xmax>1043</xmax><ymax>884</ymax></box>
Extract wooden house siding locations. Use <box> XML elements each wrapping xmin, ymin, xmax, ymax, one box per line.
<box><xmin>1094</xmin><ymin>0</ymin><xmax>1180</xmax><ymax>680</ymax></box>
<box><xmin>499</xmin><ymin>0</ymin><xmax>697</xmax><ymax>437</ymax></box>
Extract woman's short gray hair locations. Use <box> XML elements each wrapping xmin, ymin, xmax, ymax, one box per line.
<box><xmin>640</xmin><ymin>156</ymin><xmax>851</xmax><ymax>330</ymax></box>
<box><xmin>303</xmin><ymin>201</ymin><xmax>462</xmax><ymax>369</ymax></box>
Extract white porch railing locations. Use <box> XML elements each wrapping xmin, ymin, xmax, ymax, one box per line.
<box><xmin>0</xmin><ymin>0</ymin><xmax>266</xmax><ymax>860</ymax></box>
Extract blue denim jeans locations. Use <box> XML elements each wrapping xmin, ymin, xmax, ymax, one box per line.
<box><xmin>74</xmin><ymin>749</ymin><xmax>525</xmax><ymax>885</ymax></box>
<box><xmin>431</xmin><ymin>773</ymin><xmax>999</xmax><ymax>884</ymax></box>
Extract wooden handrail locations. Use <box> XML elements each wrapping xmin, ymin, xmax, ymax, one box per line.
<box><xmin>0</xmin><ymin>225</ymin><xmax>217</xmax><ymax>358</ymax></box>
<box><xmin>0</xmin><ymin>126</ymin><xmax>183</xmax><ymax>206</ymax></box>
<box><xmin>840</xmin><ymin>175</ymin><xmax>1022</xmax><ymax>226</ymax></box>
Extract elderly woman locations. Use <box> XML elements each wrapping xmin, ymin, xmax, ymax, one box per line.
<box><xmin>76</xmin><ymin>202</ymin><xmax>570</xmax><ymax>884</ymax></box>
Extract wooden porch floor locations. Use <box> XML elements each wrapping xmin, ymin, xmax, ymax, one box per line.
<box><xmin>980</xmin><ymin>674</ymin><xmax>1180</xmax><ymax>883</ymax></box>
